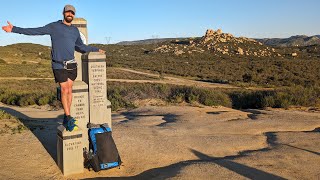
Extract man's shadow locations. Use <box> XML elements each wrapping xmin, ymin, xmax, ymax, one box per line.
<box><xmin>0</xmin><ymin>106</ymin><xmax>62</xmax><ymax>163</ymax></box>
<box><xmin>83</xmin><ymin>148</ymin><xmax>286</xmax><ymax>180</ymax></box>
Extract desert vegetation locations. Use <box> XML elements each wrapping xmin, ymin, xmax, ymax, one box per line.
<box><xmin>0</xmin><ymin>110</ymin><xmax>26</xmax><ymax>134</ymax></box>
<box><xmin>95</xmin><ymin>43</ymin><xmax>320</xmax><ymax>88</ymax></box>
<box><xmin>0</xmin><ymin>79</ymin><xmax>318</xmax><ymax>111</ymax></box>
<box><xmin>0</xmin><ymin>36</ymin><xmax>319</xmax><ymax>111</ymax></box>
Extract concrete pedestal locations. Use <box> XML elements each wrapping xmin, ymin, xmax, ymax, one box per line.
<box><xmin>57</xmin><ymin>125</ymin><xmax>84</xmax><ymax>176</ymax></box>
<box><xmin>82</xmin><ymin>53</ymin><xmax>112</xmax><ymax>128</ymax></box>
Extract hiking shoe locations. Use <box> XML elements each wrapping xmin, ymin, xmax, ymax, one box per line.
<box><xmin>66</xmin><ymin>116</ymin><xmax>79</xmax><ymax>132</ymax></box>
<box><xmin>63</xmin><ymin>114</ymin><xmax>68</xmax><ymax>128</ymax></box>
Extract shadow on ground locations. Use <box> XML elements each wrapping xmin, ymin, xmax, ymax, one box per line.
<box><xmin>83</xmin><ymin>149</ymin><xmax>286</xmax><ymax>180</ymax></box>
<box><xmin>0</xmin><ymin>106</ymin><xmax>62</xmax><ymax>163</ymax></box>
<box><xmin>242</xmin><ymin>109</ymin><xmax>268</xmax><ymax>120</ymax></box>
<box><xmin>120</xmin><ymin>111</ymin><xmax>178</xmax><ymax>127</ymax></box>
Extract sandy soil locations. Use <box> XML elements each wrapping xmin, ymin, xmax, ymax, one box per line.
<box><xmin>0</xmin><ymin>103</ymin><xmax>319</xmax><ymax>180</ymax></box>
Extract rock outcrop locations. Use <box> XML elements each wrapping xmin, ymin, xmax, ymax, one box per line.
<box><xmin>153</xmin><ymin>29</ymin><xmax>282</xmax><ymax>57</ymax></box>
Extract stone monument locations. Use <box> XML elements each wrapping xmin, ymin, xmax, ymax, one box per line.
<box><xmin>56</xmin><ymin>17</ymin><xmax>111</xmax><ymax>176</ymax></box>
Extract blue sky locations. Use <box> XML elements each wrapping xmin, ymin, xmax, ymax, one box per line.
<box><xmin>0</xmin><ymin>0</ymin><xmax>319</xmax><ymax>46</ymax></box>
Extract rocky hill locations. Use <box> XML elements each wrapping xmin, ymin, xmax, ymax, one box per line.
<box><xmin>152</xmin><ymin>29</ymin><xmax>282</xmax><ymax>58</ymax></box>
<box><xmin>256</xmin><ymin>35</ymin><xmax>320</xmax><ymax>47</ymax></box>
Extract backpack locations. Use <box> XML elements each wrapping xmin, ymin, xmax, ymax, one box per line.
<box><xmin>85</xmin><ymin>123</ymin><xmax>122</xmax><ymax>172</ymax></box>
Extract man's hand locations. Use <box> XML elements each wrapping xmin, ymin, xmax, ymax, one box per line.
<box><xmin>2</xmin><ymin>21</ymin><xmax>13</xmax><ymax>33</ymax></box>
<box><xmin>99</xmin><ymin>49</ymin><xmax>106</xmax><ymax>54</ymax></box>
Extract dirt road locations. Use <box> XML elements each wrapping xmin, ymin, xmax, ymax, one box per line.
<box><xmin>0</xmin><ymin>67</ymin><xmax>239</xmax><ymax>89</ymax></box>
<box><xmin>0</xmin><ymin>103</ymin><xmax>319</xmax><ymax>179</ymax></box>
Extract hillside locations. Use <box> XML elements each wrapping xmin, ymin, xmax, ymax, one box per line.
<box><xmin>117</xmin><ymin>38</ymin><xmax>184</xmax><ymax>45</ymax></box>
<box><xmin>1</xmin><ymin>30</ymin><xmax>320</xmax><ymax>87</ymax></box>
<box><xmin>256</xmin><ymin>35</ymin><xmax>320</xmax><ymax>47</ymax></box>
<box><xmin>118</xmin><ymin>34</ymin><xmax>320</xmax><ymax>48</ymax></box>
<box><xmin>0</xmin><ymin>43</ymin><xmax>51</xmax><ymax>63</ymax></box>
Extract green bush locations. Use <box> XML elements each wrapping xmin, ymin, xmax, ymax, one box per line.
<box><xmin>107</xmin><ymin>89</ymin><xmax>135</xmax><ymax>111</ymax></box>
<box><xmin>6</xmin><ymin>94</ymin><xmax>19</xmax><ymax>105</ymax></box>
<box><xmin>18</xmin><ymin>95</ymin><xmax>36</xmax><ymax>106</ymax></box>
<box><xmin>37</xmin><ymin>93</ymin><xmax>55</xmax><ymax>105</ymax></box>
<box><xmin>168</xmin><ymin>86</ymin><xmax>232</xmax><ymax>107</ymax></box>
<box><xmin>229</xmin><ymin>90</ymin><xmax>273</xmax><ymax>109</ymax></box>
<box><xmin>198</xmin><ymin>89</ymin><xmax>231</xmax><ymax>107</ymax></box>
<box><xmin>262</xmin><ymin>86</ymin><xmax>320</xmax><ymax>108</ymax></box>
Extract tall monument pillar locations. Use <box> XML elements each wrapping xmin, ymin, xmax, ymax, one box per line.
<box><xmin>70</xmin><ymin>18</ymin><xmax>90</xmax><ymax>149</ymax></box>
<box><xmin>73</xmin><ymin>18</ymin><xmax>88</xmax><ymax>82</ymax></box>
<box><xmin>82</xmin><ymin>53</ymin><xmax>112</xmax><ymax>128</ymax></box>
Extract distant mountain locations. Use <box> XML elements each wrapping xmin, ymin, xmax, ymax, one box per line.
<box><xmin>117</xmin><ymin>38</ymin><xmax>186</xmax><ymax>45</ymax></box>
<box><xmin>256</xmin><ymin>35</ymin><xmax>320</xmax><ymax>47</ymax></box>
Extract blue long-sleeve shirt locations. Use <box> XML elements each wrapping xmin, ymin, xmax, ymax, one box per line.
<box><xmin>12</xmin><ymin>20</ymin><xmax>99</xmax><ymax>69</ymax></box>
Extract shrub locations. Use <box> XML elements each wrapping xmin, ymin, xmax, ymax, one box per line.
<box><xmin>198</xmin><ymin>89</ymin><xmax>231</xmax><ymax>107</ymax></box>
<box><xmin>107</xmin><ymin>89</ymin><xmax>135</xmax><ymax>111</ymax></box>
<box><xmin>0</xmin><ymin>59</ymin><xmax>6</xmax><ymax>64</ymax></box>
<box><xmin>17</xmin><ymin>95</ymin><xmax>36</xmax><ymax>106</ymax></box>
<box><xmin>37</xmin><ymin>96</ymin><xmax>51</xmax><ymax>106</ymax></box>
<box><xmin>168</xmin><ymin>86</ymin><xmax>232</xmax><ymax>107</ymax></box>
<box><xmin>0</xmin><ymin>110</ymin><xmax>17</xmax><ymax>120</ymax></box>
<box><xmin>229</xmin><ymin>90</ymin><xmax>273</xmax><ymax>109</ymax></box>
<box><xmin>262</xmin><ymin>86</ymin><xmax>320</xmax><ymax>108</ymax></box>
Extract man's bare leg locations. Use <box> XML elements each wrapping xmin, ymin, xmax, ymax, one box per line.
<box><xmin>67</xmin><ymin>78</ymin><xmax>74</xmax><ymax>112</ymax></box>
<box><xmin>60</xmin><ymin>81</ymin><xmax>70</xmax><ymax>116</ymax></box>
<box><xmin>60</xmin><ymin>78</ymin><xmax>77</xmax><ymax>131</ymax></box>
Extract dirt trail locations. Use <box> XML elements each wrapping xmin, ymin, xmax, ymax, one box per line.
<box><xmin>114</xmin><ymin>68</ymin><xmax>239</xmax><ymax>89</ymax></box>
<box><xmin>0</xmin><ymin>67</ymin><xmax>239</xmax><ymax>89</ymax></box>
<box><xmin>0</xmin><ymin>67</ymin><xmax>274</xmax><ymax>90</ymax></box>
<box><xmin>0</xmin><ymin>103</ymin><xmax>319</xmax><ymax>179</ymax></box>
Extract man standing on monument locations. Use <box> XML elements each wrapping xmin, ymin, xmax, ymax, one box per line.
<box><xmin>2</xmin><ymin>5</ymin><xmax>105</xmax><ymax>131</ymax></box>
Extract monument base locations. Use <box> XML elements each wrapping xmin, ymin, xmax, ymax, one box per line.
<box><xmin>57</xmin><ymin>125</ymin><xmax>84</xmax><ymax>176</ymax></box>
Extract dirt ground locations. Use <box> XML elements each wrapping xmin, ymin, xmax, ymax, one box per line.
<box><xmin>0</xmin><ymin>103</ymin><xmax>319</xmax><ymax>180</ymax></box>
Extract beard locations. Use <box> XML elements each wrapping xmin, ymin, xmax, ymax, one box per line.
<box><xmin>64</xmin><ymin>16</ymin><xmax>73</xmax><ymax>23</ymax></box>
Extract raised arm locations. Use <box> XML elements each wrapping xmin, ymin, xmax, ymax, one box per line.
<box><xmin>75</xmin><ymin>32</ymin><xmax>105</xmax><ymax>54</ymax></box>
<box><xmin>2</xmin><ymin>21</ymin><xmax>51</xmax><ymax>35</ymax></box>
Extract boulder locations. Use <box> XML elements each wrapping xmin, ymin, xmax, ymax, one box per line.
<box><xmin>237</xmin><ymin>47</ymin><xmax>244</xmax><ymax>55</ymax></box>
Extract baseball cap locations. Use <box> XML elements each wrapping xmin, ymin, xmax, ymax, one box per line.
<box><xmin>63</xmin><ymin>5</ymin><xmax>76</xmax><ymax>14</ymax></box>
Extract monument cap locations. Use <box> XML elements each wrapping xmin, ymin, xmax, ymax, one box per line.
<box><xmin>63</xmin><ymin>5</ymin><xmax>76</xmax><ymax>14</ymax></box>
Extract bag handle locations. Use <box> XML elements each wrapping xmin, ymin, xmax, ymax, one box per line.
<box><xmin>100</xmin><ymin>123</ymin><xmax>111</xmax><ymax>132</ymax></box>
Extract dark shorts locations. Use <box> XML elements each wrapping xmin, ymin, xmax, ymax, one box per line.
<box><xmin>52</xmin><ymin>68</ymin><xmax>77</xmax><ymax>83</ymax></box>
